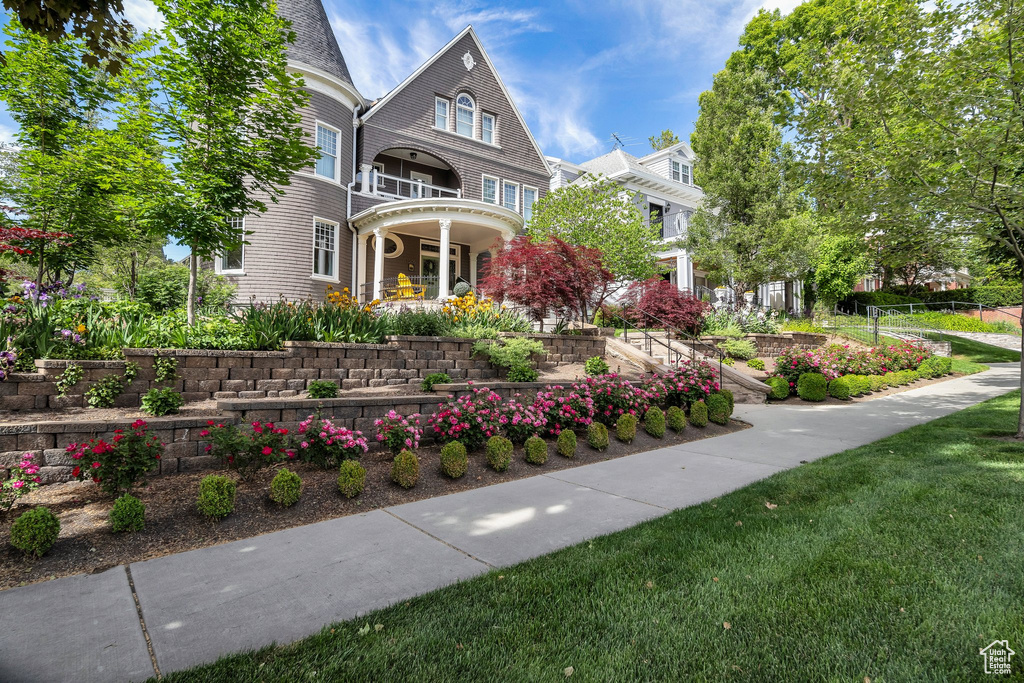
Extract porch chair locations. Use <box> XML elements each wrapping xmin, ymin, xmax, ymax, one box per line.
<box><xmin>392</xmin><ymin>272</ymin><xmax>425</xmax><ymax>301</ymax></box>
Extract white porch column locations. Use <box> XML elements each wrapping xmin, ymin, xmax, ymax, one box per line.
<box><xmin>675</xmin><ymin>254</ymin><xmax>686</xmax><ymax>292</ymax></box>
<box><xmin>359</xmin><ymin>163</ymin><xmax>372</xmax><ymax>194</ymax></box>
<box><xmin>357</xmin><ymin>234</ymin><xmax>369</xmax><ymax>302</ymax></box>
<box><xmin>438</xmin><ymin>219</ymin><xmax>452</xmax><ymax>299</ymax></box>
<box><xmin>469</xmin><ymin>251</ymin><xmax>478</xmax><ymax>287</ymax></box>
<box><xmin>371</xmin><ymin>227</ymin><xmax>387</xmax><ymax>301</ymax></box>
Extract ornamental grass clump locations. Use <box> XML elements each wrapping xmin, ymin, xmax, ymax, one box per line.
<box><xmin>666</xmin><ymin>405</ymin><xmax>687</xmax><ymax>432</ymax></box>
<box><xmin>391</xmin><ymin>449</ymin><xmax>419</xmax><ymax>489</ymax></box>
<box><xmin>689</xmin><ymin>401</ymin><xmax>708</xmax><ymax>427</ymax></box>
<box><xmin>202</xmin><ymin>420</ymin><xmax>293</xmax><ymax>481</ymax></box>
<box><xmin>337</xmin><ymin>461</ymin><xmax>366</xmax><ymax>498</ymax></box>
<box><xmin>110</xmin><ymin>494</ymin><xmax>146</xmax><ymax>532</ymax></box>
<box><xmin>828</xmin><ymin>377</ymin><xmax>851</xmax><ymax>400</ymax></box>
<box><xmin>10</xmin><ymin>507</ymin><xmax>60</xmax><ymax>557</ymax></box>
<box><xmin>486</xmin><ymin>436</ymin><xmax>514</xmax><ymax>472</ymax></box>
<box><xmin>67</xmin><ymin>419</ymin><xmax>163</xmax><ymax>497</ymax></box>
<box><xmin>269</xmin><ymin>469</ymin><xmax>302</xmax><ymax>507</ymax></box>
<box><xmin>297</xmin><ymin>414</ymin><xmax>368</xmax><ymax>469</ymax></box>
<box><xmin>616</xmin><ymin>413</ymin><xmax>637</xmax><ymax>443</ymax></box>
<box><xmin>796</xmin><ymin>373</ymin><xmax>827</xmax><ymax>402</ymax></box>
<box><xmin>705</xmin><ymin>395</ymin><xmax>729</xmax><ymax>425</ymax></box>
<box><xmin>587</xmin><ymin>422</ymin><xmax>610</xmax><ymax>451</ymax></box>
<box><xmin>374</xmin><ymin>411</ymin><xmax>423</xmax><ymax>455</ymax></box>
<box><xmin>524</xmin><ymin>436</ymin><xmax>547</xmax><ymax>465</ymax></box>
<box><xmin>440</xmin><ymin>441</ymin><xmax>468</xmax><ymax>479</ymax></box>
<box><xmin>197</xmin><ymin>475</ymin><xmax>236</xmax><ymax>520</ymax></box>
<box><xmin>556</xmin><ymin>430</ymin><xmax>577</xmax><ymax>458</ymax></box>
<box><xmin>644</xmin><ymin>406</ymin><xmax>666</xmax><ymax>437</ymax></box>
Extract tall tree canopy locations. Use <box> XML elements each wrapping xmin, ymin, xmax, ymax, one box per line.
<box><xmin>648</xmin><ymin>129</ymin><xmax>680</xmax><ymax>151</ymax></box>
<box><xmin>1</xmin><ymin>0</ymin><xmax>133</xmax><ymax>71</ymax></box>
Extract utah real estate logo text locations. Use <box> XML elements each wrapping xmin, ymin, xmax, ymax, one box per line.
<box><xmin>980</xmin><ymin>640</ymin><xmax>1015</xmax><ymax>675</ymax></box>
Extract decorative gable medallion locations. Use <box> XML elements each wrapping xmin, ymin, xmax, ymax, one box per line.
<box><xmin>462</xmin><ymin>51</ymin><xmax>476</xmax><ymax>71</ymax></box>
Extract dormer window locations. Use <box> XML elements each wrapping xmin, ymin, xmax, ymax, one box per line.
<box><xmin>456</xmin><ymin>94</ymin><xmax>475</xmax><ymax>137</ymax></box>
<box><xmin>670</xmin><ymin>159</ymin><xmax>691</xmax><ymax>185</ymax></box>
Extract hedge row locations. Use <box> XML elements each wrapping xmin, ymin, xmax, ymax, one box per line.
<box><xmin>841</xmin><ymin>286</ymin><xmax>1022</xmax><ymax>311</ymax></box>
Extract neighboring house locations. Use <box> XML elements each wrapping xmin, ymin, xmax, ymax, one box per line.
<box><xmin>218</xmin><ymin>0</ymin><xmax>549</xmax><ymax>303</ymax></box>
<box><xmin>854</xmin><ymin>269</ymin><xmax>971</xmax><ymax>294</ymax></box>
<box><xmin>547</xmin><ymin>145</ymin><xmax>805</xmax><ymax>312</ymax></box>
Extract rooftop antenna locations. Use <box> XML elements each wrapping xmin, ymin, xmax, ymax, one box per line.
<box><xmin>610</xmin><ymin>132</ymin><xmax>626</xmax><ymax>150</ymax></box>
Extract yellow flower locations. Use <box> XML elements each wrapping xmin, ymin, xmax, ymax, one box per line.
<box><xmin>76</xmin><ymin>324</ymin><xmax>86</xmax><ymax>334</ymax></box>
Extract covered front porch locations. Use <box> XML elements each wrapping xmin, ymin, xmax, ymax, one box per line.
<box><xmin>350</xmin><ymin>198</ymin><xmax>522</xmax><ymax>302</ymax></box>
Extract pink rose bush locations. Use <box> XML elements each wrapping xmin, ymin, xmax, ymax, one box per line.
<box><xmin>428</xmin><ymin>387</ymin><xmax>504</xmax><ymax>450</ymax></box>
<box><xmin>202</xmin><ymin>420</ymin><xmax>294</xmax><ymax>481</ymax></box>
<box><xmin>1</xmin><ymin>452</ymin><xmax>41</xmax><ymax>512</ymax></box>
<box><xmin>533</xmin><ymin>384</ymin><xmax>595</xmax><ymax>437</ymax></box>
<box><xmin>645</xmin><ymin>361</ymin><xmax>721</xmax><ymax>408</ymax></box>
<box><xmin>772</xmin><ymin>341</ymin><xmax>932</xmax><ymax>390</ymax></box>
<box><xmin>67</xmin><ymin>419</ymin><xmax>163</xmax><ymax>497</ymax></box>
<box><xmin>374</xmin><ymin>410</ymin><xmax>423</xmax><ymax>455</ymax></box>
<box><xmin>297</xmin><ymin>414</ymin><xmax>368</xmax><ymax>469</ymax></box>
<box><xmin>496</xmin><ymin>394</ymin><xmax>547</xmax><ymax>444</ymax></box>
<box><xmin>582</xmin><ymin>373</ymin><xmax>654</xmax><ymax>426</ymax></box>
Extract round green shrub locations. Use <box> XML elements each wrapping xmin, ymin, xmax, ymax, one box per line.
<box><xmin>666</xmin><ymin>405</ymin><xmax>687</xmax><ymax>432</ymax></box>
<box><xmin>10</xmin><ymin>507</ymin><xmax>60</xmax><ymax>557</ymax></box>
<box><xmin>884</xmin><ymin>371</ymin><xmax>899</xmax><ymax>386</ymax></box>
<box><xmin>616</xmin><ymin>413</ymin><xmax>637</xmax><ymax>443</ymax></box>
<box><xmin>855</xmin><ymin>375</ymin><xmax>873</xmax><ymax>395</ymax></box>
<box><xmin>197</xmin><ymin>475</ymin><xmax>236</xmax><ymax>520</ymax></box>
<box><xmin>269</xmin><ymin>469</ymin><xmax>302</xmax><ymax>507</ymax></box>
<box><xmin>556</xmin><ymin>430</ymin><xmax>577</xmax><ymax>458</ymax></box>
<box><xmin>440</xmin><ymin>441</ymin><xmax>468</xmax><ymax>478</ymax></box>
<box><xmin>705</xmin><ymin>394</ymin><xmax>729</xmax><ymax>425</ymax></box>
<box><xmin>337</xmin><ymin>460</ymin><xmax>366</xmax><ymax>498</ymax></box>
<box><xmin>141</xmin><ymin>386</ymin><xmax>184</xmax><ymax>416</ymax></box>
<box><xmin>307</xmin><ymin>380</ymin><xmax>339</xmax><ymax>399</ymax></box>
<box><xmin>110</xmin><ymin>494</ymin><xmax>145</xmax><ymax>532</ymax></box>
<box><xmin>587</xmin><ymin>422</ymin><xmax>610</xmax><ymax>451</ymax></box>
<box><xmin>524</xmin><ymin>436</ymin><xmax>547</xmax><ymax>465</ymax></box>
<box><xmin>869</xmin><ymin>375</ymin><xmax>887</xmax><ymax>392</ymax></box>
<box><xmin>584</xmin><ymin>356</ymin><xmax>610</xmax><ymax>376</ymax></box>
<box><xmin>720</xmin><ymin>389</ymin><xmax>734</xmax><ymax>416</ymax></box>
<box><xmin>828</xmin><ymin>377</ymin><xmax>851</xmax><ymax>400</ymax></box>
<box><xmin>507</xmin><ymin>365</ymin><xmax>539</xmax><ymax>383</ymax></box>
<box><xmin>796</xmin><ymin>372</ymin><xmax>827</xmax><ymax>402</ymax></box>
<box><xmin>644</xmin><ymin>406</ymin><xmax>666</xmax><ymax>437</ymax></box>
<box><xmin>420</xmin><ymin>372</ymin><xmax>451</xmax><ymax>392</ymax></box>
<box><xmin>453</xmin><ymin>281</ymin><xmax>472</xmax><ymax>297</ymax></box>
<box><xmin>486</xmin><ymin>436</ymin><xmax>514</xmax><ymax>471</ymax></box>
<box><xmin>391</xmin><ymin>449</ymin><xmax>419</xmax><ymax>488</ymax></box>
<box><xmin>746</xmin><ymin>358</ymin><xmax>765</xmax><ymax>371</ymax></box>
<box><xmin>936</xmin><ymin>356</ymin><xmax>953</xmax><ymax>375</ymax></box>
<box><xmin>765</xmin><ymin>377</ymin><xmax>789</xmax><ymax>400</ymax></box>
<box><xmin>689</xmin><ymin>401</ymin><xmax>709</xmax><ymax>427</ymax></box>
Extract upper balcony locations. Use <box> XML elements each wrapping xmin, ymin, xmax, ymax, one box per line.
<box><xmin>356</xmin><ymin>147</ymin><xmax>462</xmax><ymax>204</ymax></box>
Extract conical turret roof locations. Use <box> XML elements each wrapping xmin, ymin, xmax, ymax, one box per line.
<box><xmin>278</xmin><ymin>0</ymin><xmax>354</xmax><ymax>87</ymax></box>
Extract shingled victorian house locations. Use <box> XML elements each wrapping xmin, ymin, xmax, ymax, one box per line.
<box><xmin>216</xmin><ymin>0</ymin><xmax>550</xmax><ymax>303</ymax></box>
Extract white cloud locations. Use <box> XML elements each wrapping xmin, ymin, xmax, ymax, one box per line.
<box><xmin>122</xmin><ymin>0</ymin><xmax>163</xmax><ymax>32</ymax></box>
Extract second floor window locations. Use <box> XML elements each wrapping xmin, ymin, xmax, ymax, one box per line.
<box><xmin>482</xmin><ymin>113</ymin><xmax>495</xmax><ymax>144</ymax></box>
<box><xmin>503</xmin><ymin>181</ymin><xmax>518</xmax><ymax>212</ymax></box>
<box><xmin>482</xmin><ymin>176</ymin><xmax>498</xmax><ymax>204</ymax></box>
<box><xmin>670</xmin><ymin>159</ymin><xmax>691</xmax><ymax>185</ymax></box>
<box><xmin>523</xmin><ymin>187</ymin><xmax>537</xmax><ymax>222</ymax></box>
<box><xmin>456</xmin><ymin>94</ymin><xmax>475</xmax><ymax>137</ymax></box>
<box><xmin>316</xmin><ymin>124</ymin><xmax>338</xmax><ymax>180</ymax></box>
<box><xmin>435</xmin><ymin>97</ymin><xmax>449</xmax><ymax>130</ymax></box>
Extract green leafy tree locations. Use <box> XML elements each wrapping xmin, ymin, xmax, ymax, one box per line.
<box><xmin>648</xmin><ymin>129</ymin><xmax>680</xmax><ymax>151</ymax></box>
<box><xmin>688</xmin><ymin>67</ymin><xmax>814</xmax><ymax>298</ymax></box>
<box><xmin>2</xmin><ymin>0</ymin><xmax>133</xmax><ymax>72</ymax></box>
<box><xmin>153</xmin><ymin>0</ymin><xmax>318</xmax><ymax>324</ymax></box>
<box><xmin>812</xmin><ymin>233</ymin><xmax>870</xmax><ymax>306</ymax></box>
<box><xmin>527</xmin><ymin>173</ymin><xmax>663</xmax><ymax>300</ymax></box>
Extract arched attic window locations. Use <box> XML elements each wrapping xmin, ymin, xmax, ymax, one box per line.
<box><xmin>456</xmin><ymin>93</ymin><xmax>475</xmax><ymax>137</ymax></box>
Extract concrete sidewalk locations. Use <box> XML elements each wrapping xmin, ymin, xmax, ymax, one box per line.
<box><xmin>1</xmin><ymin>364</ymin><xmax>1019</xmax><ymax>682</ymax></box>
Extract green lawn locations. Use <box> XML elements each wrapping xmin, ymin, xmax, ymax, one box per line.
<box><xmin>939</xmin><ymin>334</ymin><xmax>1021</xmax><ymax>364</ymax></box>
<box><xmin>162</xmin><ymin>393</ymin><xmax>1024</xmax><ymax>682</ymax></box>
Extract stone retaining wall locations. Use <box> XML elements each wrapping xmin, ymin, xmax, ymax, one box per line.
<box><xmin>698</xmin><ymin>332</ymin><xmax>827</xmax><ymax>357</ymax></box>
<box><xmin>0</xmin><ymin>333</ymin><xmax>606</xmax><ymax>412</ymax></box>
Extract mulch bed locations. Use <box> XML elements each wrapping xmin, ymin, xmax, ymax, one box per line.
<box><xmin>0</xmin><ymin>419</ymin><xmax>746</xmax><ymax>591</ymax></box>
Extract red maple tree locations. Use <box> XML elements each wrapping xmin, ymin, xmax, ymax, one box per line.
<box><xmin>620</xmin><ymin>277</ymin><xmax>710</xmax><ymax>334</ymax></box>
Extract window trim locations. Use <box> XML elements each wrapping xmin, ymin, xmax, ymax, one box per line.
<box><xmin>216</xmin><ymin>216</ymin><xmax>246</xmax><ymax>275</ymax></box>
<box><xmin>522</xmin><ymin>186</ymin><xmax>538</xmax><ymax>221</ymax></box>
<box><xmin>670</xmin><ymin>159</ymin><xmax>691</xmax><ymax>185</ymax></box>
<box><xmin>382</xmin><ymin>233</ymin><xmax>404</xmax><ymax>259</ymax></box>
<box><xmin>481</xmin><ymin>112</ymin><xmax>496</xmax><ymax>145</ymax></box>
<box><xmin>314</xmin><ymin>120</ymin><xmax>341</xmax><ymax>183</ymax></box>
<box><xmin>434</xmin><ymin>96</ymin><xmax>450</xmax><ymax>131</ymax></box>
<box><xmin>502</xmin><ymin>180</ymin><xmax>519</xmax><ymax>213</ymax></box>
<box><xmin>372</xmin><ymin>162</ymin><xmax>386</xmax><ymax>187</ymax></box>
<box><xmin>311</xmin><ymin>217</ymin><xmax>340</xmax><ymax>282</ymax></box>
<box><xmin>481</xmin><ymin>174</ymin><xmax>499</xmax><ymax>205</ymax></box>
<box><xmin>420</xmin><ymin>239</ymin><xmax>461</xmax><ymax>277</ymax></box>
<box><xmin>455</xmin><ymin>92</ymin><xmax>475</xmax><ymax>138</ymax></box>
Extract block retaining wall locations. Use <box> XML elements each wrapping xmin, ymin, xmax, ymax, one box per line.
<box><xmin>698</xmin><ymin>332</ymin><xmax>828</xmax><ymax>357</ymax></box>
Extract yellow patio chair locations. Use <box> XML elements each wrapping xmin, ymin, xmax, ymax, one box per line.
<box><xmin>396</xmin><ymin>273</ymin><xmax>425</xmax><ymax>300</ymax></box>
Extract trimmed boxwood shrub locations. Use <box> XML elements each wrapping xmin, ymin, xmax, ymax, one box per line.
<box><xmin>197</xmin><ymin>475</ymin><xmax>236</xmax><ymax>520</ymax></box>
<box><xmin>869</xmin><ymin>375</ymin><xmax>888</xmax><ymax>392</ymax></box>
<box><xmin>644</xmin><ymin>406</ymin><xmax>666</xmax><ymax>437</ymax></box>
<box><xmin>666</xmin><ymin>405</ymin><xmax>687</xmax><ymax>432</ymax></box>
<box><xmin>587</xmin><ymin>423</ymin><xmax>610</xmax><ymax>451</ymax></box>
<box><xmin>269</xmin><ymin>469</ymin><xmax>302</xmax><ymax>507</ymax></box>
<box><xmin>828</xmin><ymin>377</ymin><xmax>851</xmax><ymax>400</ymax></box>
<box><xmin>884</xmin><ymin>371</ymin><xmax>899</xmax><ymax>386</ymax></box>
<box><xmin>765</xmin><ymin>377</ymin><xmax>789</xmax><ymax>400</ymax></box>
<box><xmin>797</xmin><ymin>373</ymin><xmax>827</xmax><ymax>402</ymax></box>
<box><xmin>440</xmin><ymin>441</ymin><xmax>468</xmax><ymax>478</ymax></box>
<box><xmin>556</xmin><ymin>430</ymin><xmax>577</xmax><ymax>458</ymax></box>
<box><xmin>337</xmin><ymin>460</ymin><xmax>366</xmax><ymax>498</ymax></box>
<box><xmin>720</xmin><ymin>389</ymin><xmax>734</xmax><ymax>416</ymax></box>
<box><xmin>110</xmin><ymin>494</ymin><xmax>146</xmax><ymax>532</ymax></box>
<box><xmin>391</xmin><ymin>449</ymin><xmax>420</xmax><ymax>488</ymax></box>
<box><xmin>486</xmin><ymin>436</ymin><xmax>513</xmax><ymax>472</ymax></box>
<box><xmin>705</xmin><ymin>394</ymin><xmax>729</xmax><ymax>425</ymax></box>
<box><xmin>854</xmin><ymin>375</ymin><xmax>873</xmax><ymax>395</ymax></box>
<box><xmin>524</xmin><ymin>436</ymin><xmax>547</xmax><ymax>465</ymax></box>
<box><xmin>11</xmin><ymin>507</ymin><xmax>60</xmax><ymax>557</ymax></box>
<box><xmin>616</xmin><ymin>413</ymin><xmax>637</xmax><ymax>443</ymax></box>
<box><xmin>689</xmin><ymin>401</ymin><xmax>708</xmax><ymax>427</ymax></box>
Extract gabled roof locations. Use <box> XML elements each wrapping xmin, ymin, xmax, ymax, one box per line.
<box><xmin>639</xmin><ymin>140</ymin><xmax>697</xmax><ymax>164</ymax></box>
<box><xmin>579</xmin><ymin>149</ymin><xmax>648</xmax><ymax>177</ymax></box>
<box><xmin>360</xmin><ymin>25</ymin><xmax>551</xmax><ymax>176</ymax></box>
<box><xmin>278</xmin><ymin>0</ymin><xmax>355</xmax><ymax>88</ymax></box>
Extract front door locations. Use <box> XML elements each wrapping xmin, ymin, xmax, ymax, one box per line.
<box><xmin>420</xmin><ymin>240</ymin><xmax>459</xmax><ymax>298</ymax></box>
<box><xmin>421</xmin><ymin>255</ymin><xmax>440</xmax><ymax>299</ymax></box>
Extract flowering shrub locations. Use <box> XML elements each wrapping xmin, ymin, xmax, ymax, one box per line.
<box><xmin>772</xmin><ymin>341</ymin><xmax>932</xmax><ymax>391</ymax></box>
<box><xmin>496</xmin><ymin>395</ymin><xmax>547</xmax><ymax>444</ymax></box>
<box><xmin>1</xmin><ymin>452</ymin><xmax>41</xmax><ymax>513</ymax></box>
<box><xmin>583</xmin><ymin>374</ymin><xmax>652</xmax><ymax>426</ymax></box>
<box><xmin>202</xmin><ymin>420</ymin><xmax>293</xmax><ymax>481</ymax></box>
<box><xmin>0</xmin><ymin>339</ymin><xmax>18</xmax><ymax>381</ymax></box>
<box><xmin>533</xmin><ymin>384</ymin><xmax>594</xmax><ymax>436</ymax></box>
<box><xmin>429</xmin><ymin>387</ymin><xmax>504</xmax><ymax>450</ymax></box>
<box><xmin>297</xmin><ymin>414</ymin><xmax>368</xmax><ymax>469</ymax></box>
<box><xmin>646</xmin><ymin>361</ymin><xmax>720</xmax><ymax>408</ymax></box>
<box><xmin>621</xmin><ymin>278</ymin><xmax>710</xmax><ymax>334</ymax></box>
<box><xmin>374</xmin><ymin>411</ymin><xmax>423</xmax><ymax>455</ymax></box>
<box><xmin>67</xmin><ymin>420</ymin><xmax>163</xmax><ymax>497</ymax></box>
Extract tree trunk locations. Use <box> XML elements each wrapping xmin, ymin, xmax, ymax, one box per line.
<box><xmin>1017</xmin><ymin>275</ymin><xmax>1024</xmax><ymax>438</ymax></box>
<box><xmin>187</xmin><ymin>245</ymin><xmax>198</xmax><ymax>326</ymax></box>
<box><xmin>129</xmin><ymin>250</ymin><xmax>138</xmax><ymax>300</ymax></box>
<box><xmin>33</xmin><ymin>243</ymin><xmax>45</xmax><ymax>304</ymax></box>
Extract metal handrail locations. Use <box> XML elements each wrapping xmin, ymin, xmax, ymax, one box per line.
<box><xmin>608</xmin><ymin>305</ymin><xmax>724</xmax><ymax>378</ymax></box>
<box><xmin>860</xmin><ymin>300</ymin><xmax>1020</xmax><ymax>323</ymax></box>
<box><xmin>826</xmin><ymin>308</ymin><xmax>944</xmax><ymax>345</ymax></box>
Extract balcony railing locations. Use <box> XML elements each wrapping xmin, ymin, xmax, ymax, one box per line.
<box><xmin>369</xmin><ymin>171</ymin><xmax>460</xmax><ymax>200</ymax></box>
